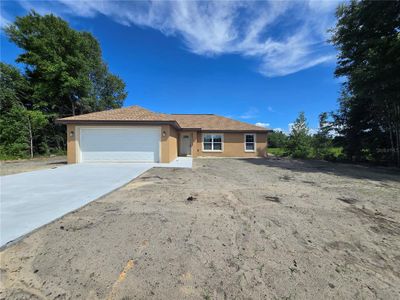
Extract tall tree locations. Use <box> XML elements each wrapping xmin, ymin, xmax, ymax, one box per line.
<box><xmin>312</xmin><ymin>112</ymin><xmax>332</xmax><ymax>159</ymax></box>
<box><xmin>286</xmin><ymin>112</ymin><xmax>312</xmax><ymax>158</ymax></box>
<box><xmin>268</xmin><ymin>131</ymin><xmax>288</xmax><ymax>148</ymax></box>
<box><xmin>0</xmin><ymin>63</ymin><xmax>47</xmax><ymax>158</ymax></box>
<box><xmin>4</xmin><ymin>11</ymin><xmax>127</xmax><ymax>155</ymax></box>
<box><xmin>330</xmin><ymin>0</ymin><xmax>400</xmax><ymax>166</ymax></box>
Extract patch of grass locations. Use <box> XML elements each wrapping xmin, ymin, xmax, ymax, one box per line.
<box><xmin>328</xmin><ymin>147</ymin><xmax>343</xmax><ymax>157</ymax></box>
<box><xmin>0</xmin><ymin>150</ymin><xmax>66</xmax><ymax>162</ymax></box>
<box><xmin>267</xmin><ymin>147</ymin><xmax>286</xmax><ymax>156</ymax></box>
<box><xmin>0</xmin><ymin>153</ymin><xmax>28</xmax><ymax>161</ymax></box>
<box><xmin>268</xmin><ymin>147</ymin><xmax>344</xmax><ymax>160</ymax></box>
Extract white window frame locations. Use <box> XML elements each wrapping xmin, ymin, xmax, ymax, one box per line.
<box><xmin>202</xmin><ymin>133</ymin><xmax>224</xmax><ymax>152</ymax></box>
<box><xmin>244</xmin><ymin>133</ymin><xmax>256</xmax><ymax>152</ymax></box>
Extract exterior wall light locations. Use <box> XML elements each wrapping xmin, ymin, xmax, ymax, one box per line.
<box><xmin>162</xmin><ymin>131</ymin><xmax>167</xmax><ymax>137</ymax></box>
<box><xmin>69</xmin><ymin>131</ymin><xmax>75</xmax><ymax>137</ymax></box>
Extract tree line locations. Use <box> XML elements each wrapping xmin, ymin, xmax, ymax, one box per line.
<box><xmin>269</xmin><ymin>1</ymin><xmax>400</xmax><ymax>167</ymax></box>
<box><xmin>268</xmin><ymin>112</ymin><xmax>340</xmax><ymax>161</ymax></box>
<box><xmin>0</xmin><ymin>11</ymin><xmax>127</xmax><ymax>159</ymax></box>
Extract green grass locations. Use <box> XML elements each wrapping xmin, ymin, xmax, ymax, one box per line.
<box><xmin>267</xmin><ymin>147</ymin><xmax>286</xmax><ymax>156</ymax></box>
<box><xmin>268</xmin><ymin>147</ymin><xmax>344</xmax><ymax>160</ymax></box>
<box><xmin>0</xmin><ymin>150</ymin><xmax>66</xmax><ymax>161</ymax></box>
<box><xmin>328</xmin><ymin>147</ymin><xmax>343</xmax><ymax>157</ymax></box>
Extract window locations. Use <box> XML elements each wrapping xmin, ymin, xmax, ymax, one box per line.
<box><xmin>244</xmin><ymin>134</ymin><xmax>256</xmax><ymax>152</ymax></box>
<box><xmin>203</xmin><ymin>134</ymin><xmax>223</xmax><ymax>151</ymax></box>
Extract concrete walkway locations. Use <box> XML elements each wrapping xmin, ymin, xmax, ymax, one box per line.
<box><xmin>0</xmin><ymin>158</ymin><xmax>192</xmax><ymax>247</ymax></box>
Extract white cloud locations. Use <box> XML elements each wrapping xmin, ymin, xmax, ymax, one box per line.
<box><xmin>240</xmin><ymin>107</ymin><xmax>259</xmax><ymax>119</ymax></box>
<box><xmin>273</xmin><ymin>128</ymin><xmax>285</xmax><ymax>133</ymax></box>
<box><xmin>288</xmin><ymin>123</ymin><xmax>294</xmax><ymax>133</ymax></box>
<box><xmin>10</xmin><ymin>0</ymin><xmax>339</xmax><ymax>77</ymax></box>
<box><xmin>11</xmin><ymin>0</ymin><xmax>340</xmax><ymax>77</ymax></box>
<box><xmin>255</xmin><ymin>122</ymin><xmax>270</xmax><ymax>128</ymax></box>
<box><xmin>309</xmin><ymin>128</ymin><xmax>318</xmax><ymax>135</ymax></box>
<box><xmin>0</xmin><ymin>10</ymin><xmax>13</xmax><ymax>29</ymax></box>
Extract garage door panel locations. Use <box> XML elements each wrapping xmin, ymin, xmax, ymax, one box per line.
<box><xmin>80</xmin><ymin>127</ymin><xmax>160</xmax><ymax>162</ymax></box>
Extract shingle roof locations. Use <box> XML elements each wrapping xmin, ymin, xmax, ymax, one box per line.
<box><xmin>57</xmin><ymin>105</ymin><xmax>269</xmax><ymax>132</ymax></box>
<box><xmin>171</xmin><ymin>114</ymin><xmax>268</xmax><ymax>131</ymax></box>
<box><xmin>58</xmin><ymin>105</ymin><xmax>174</xmax><ymax>122</ymax></box>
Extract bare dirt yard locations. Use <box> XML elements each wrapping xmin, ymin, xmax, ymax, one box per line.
<box><xmin>0</xmin><ymin>156</ymin><xmax>67</xmax><ymax>176</ymax></box>
<box><xmin>1</xmin><ymin>158</ymin><xmax>399</xmax><ymax>299</ymax></box>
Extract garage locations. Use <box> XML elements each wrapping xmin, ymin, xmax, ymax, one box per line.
<box><xmin>79</xmin><ymin>127</ymin><xmax>160</xmax><ymax>163</ymax></box>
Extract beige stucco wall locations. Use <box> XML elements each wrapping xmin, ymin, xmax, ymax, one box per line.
<box><xmin>160</xmin><ymin>125</ymin><xmax>178</xmax><ymax>163</ymax></box>
<box><xmin>65</xmin><ymin>124</ymin><xmax>265</xmax><ymax>163</ymax></box>
<box><xmin>192</xmin><ymin>132</ymin><xmax>268</xmax><ymax>158</ymax></box>
<box><xmin>66</xmin><ymin>124</ymin><xmax>77</xmax><ymax>164</ymax></box>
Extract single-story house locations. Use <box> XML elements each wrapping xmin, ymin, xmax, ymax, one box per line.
<box><xmin>57</xmin><ymin>105</ymin><xmax>271</xmax><ymax>164</ymax></box>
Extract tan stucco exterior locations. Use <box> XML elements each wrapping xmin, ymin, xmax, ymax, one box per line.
<box><xmin>186</xmin><ymin>131</ymin><xmax>267</xmax><ymax>158</ymax></box>
<box><xmin>66</xmin><ymin>124</ymin><xmax>77</xmax><ymax>164</ymax></box>
<box><xmin>160</xmin><ymin>125</ymin><xmax>178</xmax><ymax>163</ymax></box>
<box><xmin>65</xmin><ymin>124</ymin><xmax>267</xmax><ymax>164</ymax></box>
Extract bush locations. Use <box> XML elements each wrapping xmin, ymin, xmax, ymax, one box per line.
<box><xmin>268</xmin><ymin>131</ymin><xmax>288</xmax><ymax>148</ymax></box>
<box><xmin>267</xmin><ymin>147</ymin><xmax>286</xmax><ymax>156</ymax></box>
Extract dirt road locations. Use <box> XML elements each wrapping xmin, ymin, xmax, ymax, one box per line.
<box><xmin>1</xmin><ymin>156</ymin><xmax>67</xmax><ymax>176</ymax></box>
<box><xmin>1</xmin><ymin>158</ymin><xmax>399</xmax><ymax>299</ymax></box>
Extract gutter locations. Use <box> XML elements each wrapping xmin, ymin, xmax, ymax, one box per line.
<box><xmin>55</xmin><ymin>119</ymin><xmax>182</xmax><ymax>130</ymax></box>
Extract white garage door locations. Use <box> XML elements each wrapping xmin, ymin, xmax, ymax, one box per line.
<box><xmin>79</xmin><ymin>127</ymin><xmax>160</xmax><ymax>162</ymax></box>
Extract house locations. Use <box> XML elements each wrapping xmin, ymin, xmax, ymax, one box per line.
<box><xmin>57</xmin><ymin>105</ymin><xmax>271</xmax><ymax>163</ymax></box>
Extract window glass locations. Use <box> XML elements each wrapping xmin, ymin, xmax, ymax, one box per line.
<box><xmin>213</xmin><ymin>142</ymin><xmax>222</xmax><ymax>150</ymax></box>
<box><xmin>204</xmin><ymin>142</ymin><xmax>212</xmax><ymax>150</ymax></box>
<box><xmin>203</xmin><ymin>134</ymin><xmax>223</xmax><ymax>151</ymax></box>
<box><xmin>245</xmin><ymin>134</ymin><xmax>255</xmax><ymax>151</ymax></box>
<box><xmin>204</xmin><ymin>135</ymin><xmax>212</xmax><ymax>143</ymax></box>
<box><xmin>213</xmin><ymin>135</ymin><xmax>222</xmax><ymax>143</ymax></box>
<box><xmin>246</xmin><ymin>135</ymin><xmax>254</xmax><ymax>143</ymax></box>
<box><xmin>245</xmin><ymin>143</ymin><xmax>255</xmax><ymax>150</ymax></box>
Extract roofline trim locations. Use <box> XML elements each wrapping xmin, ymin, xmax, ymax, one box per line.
<box><xmin>199</xmin><ymin>129</ymin><xmax>271</xmax><ymax>133</ymax></box>
<box><xmin>56</xmin><ymin>119</ymin><xmax>271</xmax><ymax>132</ymax></box>
<box><xmin>56</xmin><ymin>119</ymin><xmax>182</xmax><ymax>129</ymax></box>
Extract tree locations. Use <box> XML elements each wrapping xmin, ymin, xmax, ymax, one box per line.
<box><xmin>330</xmin><ymin>0</ymin><xmax>400</xmax><ymax>166</ymax></box>
<box><xmin>285</xmin><ymin>112</ymin><xmax>312</xmax><ymax>158</ymax></box>
<box><xmin>0</xmin><ymin>63</ymin><xmax>48</xmax><ymax>158</ymax></box>
<box><xmin>86</xmin><ymin>65</ymin><xmax>127</xmax><ymax>111</ymax></box>
<box><xmin>312</xmin><ymin>112</ymin><xmax>333</xmax><ymax>159</ymax></box>
<box><xmin>0</xmin><ymin>63</ymin><xmax>30</xmax><ymax>111</ymax></box>
<box><xmin>268</xmin><ymin>131</ymin><xmax>288</xmax><ymax>148</ymax></box>
<box><xmin>0</xmin><ymin>106</ymin><xmax>47</xmax><ymax>158</ymax></box>
<box><xmin>3</xmin><ymin>10</ymin><xmax>127</xmax><ymax>156</ymax></box>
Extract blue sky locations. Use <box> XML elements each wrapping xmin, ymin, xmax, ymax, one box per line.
<box><xmin>1</xmin><ymin>0</ymin><xmax>343</xmax><ymax>132</ymax></box>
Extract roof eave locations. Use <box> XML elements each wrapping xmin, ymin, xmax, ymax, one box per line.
<box><xmin>55</xmin><ymin>119</ymin><xmax>182</xmax><ymax>129</ymax></box>
<box><xmin>198</xmin><ymin>129</ymin><xmax>271</xmax><ymax>133</ymax></box>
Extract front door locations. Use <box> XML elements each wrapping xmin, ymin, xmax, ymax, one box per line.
<box><xmin>180</xmin><ymin>134</ymin><xmax>192</xmax><ymax>156</ymax></box>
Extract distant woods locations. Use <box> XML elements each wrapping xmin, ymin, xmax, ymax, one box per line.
<box><xmin>330</xmin><ymin>0</ymin><xmax>400</xmax><ymax>166</ymax></box>
<box><xmin>268</xmin><ymin>112</ymin><xmax>340</xmax><ymax>161</ymax></box>
<box><xmin>0</xmin><ymin>11</ymin><xmax>127</xmax><ymax>159</ymax></box>
<box><xmin>270</xmin><ymin>1</ymin><xmax>400</xmax><ymax>167</ymax></box>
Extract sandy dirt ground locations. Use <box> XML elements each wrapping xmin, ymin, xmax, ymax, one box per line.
<box><xmin>1</xmin><ymin>158</ymin><xmax>399</xmax><ymax>299</ymax></box>
<box><xmin>0</xmin><ymin>156</ymin><xmax>67</xmax><ymax>176</ymax></box>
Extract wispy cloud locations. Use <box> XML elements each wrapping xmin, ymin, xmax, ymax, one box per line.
<box><xmin>240</xmin><ymin>107</ymin><xmax>259</xmax><ymax>119</ymax></box>
<box><xmin>10</xmin><ymin>0</ymin><xmax>340</xmax><ymax>77</ymax></box>
<box><xmin>255</xmin><ymin>122</ymin><xmax>270</xmax><ymax>128</ymax></box>
<box><xmin>0</xmin><ymin>10</ymin><xmax>13</xmax><ymax>29</ymax></box>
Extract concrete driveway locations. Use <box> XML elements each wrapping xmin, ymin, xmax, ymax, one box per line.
<box><xmin>1</xmin><ymin>159</ymin><xmax>191</xmax><ymax>247</ymax></box>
